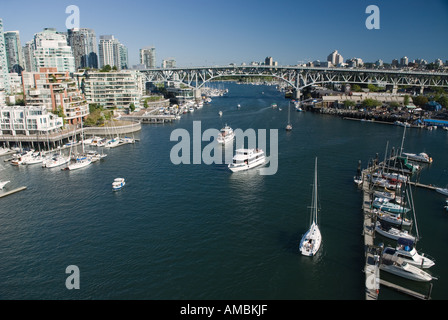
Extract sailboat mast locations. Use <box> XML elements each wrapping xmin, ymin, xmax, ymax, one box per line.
<box><xmin>382</xmin><ymin>141</ymin><xmax>389</xmax><ymax>172</ymax></box>
<box><xmin>400</xmin><ymin>126</ymin><xmax>406</xmax><ymax>156</ymax></box>
<box><xmin>313</xmin><ymin>157</ymin><xmax>318</xmax><ymax>223</ymax></box>
<box><xmin>407</xmin><ymin>184</ymin><xmax>420</xmax><ymax>241</ymax></box>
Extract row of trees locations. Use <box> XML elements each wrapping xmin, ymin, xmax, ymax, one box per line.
<box><xmin>341</xmin><ymin>94</ymin><xmax>448</xmax><ymax>110</ymax></box>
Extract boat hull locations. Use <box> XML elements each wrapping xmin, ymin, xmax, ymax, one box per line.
<box><xmin>380</xmin><ymin>264</ymin><xmax>433</xmax><ymax>282</ymax></box>
<box><xmin>299</xmin><ymin>223</ymin><xmax>322</xmax><ymax>256</ymax></box>
<box><xmin>375</xmin><ymin>222</ymin><xmax>415</xmax><ymax>241</ymax></box>
<box><xmin>228</xmin><ymin>157</ymin><xmax>266</xmax><ymax>172</ymax></box>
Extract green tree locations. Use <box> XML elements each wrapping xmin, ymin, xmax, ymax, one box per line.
<box><xmin>129</xmin><ymin>103</ymin><xmax>135</xmax><ymax>112</ymax></box>
<box><xmin>361</xmin><ymin>98</ymin><xmax>381</xmax><ymax>108</ymax></box>
<box><xmin>343</xmin><ymin>100</ymin><xmax>356</xmax><ymax>108</ymax></box>
<box><xmin>367</xmin><ymin>84</ymin><xmax>379</xmax><ymax>92</ymax></box>
<box><xmin>403</xmin><ymin>95</ymin><xmax>410</xmax><ymax>106</ymax></box>
<box><xmin>435</xmin><ymin>95</ymin><xmax>448</xmax><ymax>109</ymax></box>
<box><xmin>412</xmin><ymin>95</ymin><xmax>429</xmax><ymax>107</ymax></box>
<box><xmin>352</xmin><ymin>84</ymin><xmax>362</xmax><ymax>92</ymax></box>
<box><xmin>100</xmin><ymin>64</ymin><xmax>112</xmax><ymax>72</ymax></box>
<box><xmin>389</xmin><ymin>101</ymin><xmax>400</xmax><ymax>109</ymax></box>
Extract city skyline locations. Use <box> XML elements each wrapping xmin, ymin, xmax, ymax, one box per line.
<box><xmin>0</xmin><ymin>0</ymin><xmax>447</xmax><ymax>67</ymax></box>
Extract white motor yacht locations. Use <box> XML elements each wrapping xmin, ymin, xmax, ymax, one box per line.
<box><xmin>436</xmin><ymin>187</ymin><xmax>448</xmax><ymax>196</ymax></box>
<box><xmin>402</xmin><ymin>152</ymin><xmax>433</xmax><ymax>163</ymax></box>
<box><xmin>216</xmin><ymin>125</ymin><xmax>235</xmax><ymax>144</ymax></box>
<box><xmin>0</xmin><ymin>180</ymin><xmax>10</xmax><ymax>190</ymax></box>
<box><xmin>382</xmin><ymin>238</ymin><xmax>435</xmax><ymax>269</ymax></box>
<box><xmin>10</xmin><ymin>149</ymin><xmax>34</xmax><ymax>166</ymax></box>
<box><xmin>0</xmin><ymin>146</ymin><xmax>11</xmax><ymax>156</ymax></box>
<box><xmin>380</xmin><ymin>253</ymin><xmax>435</xmax><ymax>282</ymax></box>
<box><xmin>112</xmin><ymin>178</ymin><xmax>126</xmax><ymax>191</ymax></box>
<box><xmin>228</xmin><ymin>148</ymin><xmax>266</xmax><ymax>172</ymax></box>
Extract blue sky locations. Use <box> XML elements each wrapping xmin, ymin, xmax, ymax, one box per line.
<box><xmin>1</xmin><ymin>0</ymin><xmax>447</xmax><ymax>67</ymax></box>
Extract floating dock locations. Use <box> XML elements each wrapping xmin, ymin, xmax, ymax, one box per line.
<box><xmin>360</xmin><ymin>162</ymin><xmax>434</xmax><ymax>300</ymax></box>
<box><xmin>0</xmin><ymin>186</ymin><xmax>27</xmax><ymax>198</ymax></box>
<box><xmin>361</xmin><ymin>166</ymin><xmax>380</xmax><ymax>300</ymax></box>
<box><xmin>379</xmin><ymin>280</ymin><xmax>431</xmax><ymax>300</ymax></box>
<box><xmin>407</xmin><ymin>181</ymin><xmax>437</xmax><ymax>190</ymax></box>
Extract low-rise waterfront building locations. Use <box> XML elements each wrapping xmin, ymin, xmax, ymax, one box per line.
<box><xmin>75</xmin><ymin>69</ymin><xmax>144</xmax><ymax>109</ymax></box>
<box><xmin>0</xmin><ymin>105</ymin><xmax>63</xmax><ymax>136</ymax></box>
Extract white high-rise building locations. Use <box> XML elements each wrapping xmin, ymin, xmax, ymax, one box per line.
<box><xmin>0</xmin><ymin>18</ymin><xmax>11</xmax><ymax>94</ymax></box>
<box><xmin>32</xmin><ymin>28</ymin><xmax>75</xmax><ymax>73</ymax></box>
<box><xmin>98</xmin><ymin>35</ymin><xmax>128</xmax><ymax>69</ymax></box>
<box><xmin>140</xmin><ymin>47</ymin><xmax>156</xmax><ymax>68</ymax></box>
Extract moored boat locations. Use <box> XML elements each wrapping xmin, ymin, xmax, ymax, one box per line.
<box><xmin>67</xmin><ymin>155</ymin><xmax>92</xmax><ymax>170</ymax></box>
<box><xmin>0</xmin><ymin>180</ymin><xmax>10</xmax><ymax>190</ymax></box>
<box><xmin>436</xmin><ymin>187</ymin><xmax>448</xmax><ymax>196</ymax></box>
<box><xmin>375</xmin><ymin>221</ymin><xmax>415</xmax><ymax>242</ymax></box>
<box><xmin>382</xmin><ymin>238</ymin><xmax>435</xmax><ymax>269</ymax></box>
<box><xmin>402</xmin><ymin>152</ymin><xmax>433</xmax><ymax>164</ymax></box>
<box><xmin>380</xmin><ymin>253</ymin><xmax>435</xmax><ymax>282</ymax></box>
<box><xmin>373</xmin><ymin>198</ymin><xmax>410</xmax><ymax>214</ymax></box>
<box><xmin>43</xmin><ymin>153</ymin><xmax>70</xmax><ymax>168</ymax></box>
<box><xmin>375</xmin><ymin>210</ymin><xmax>412</xmax><ymax>227</ymax></box>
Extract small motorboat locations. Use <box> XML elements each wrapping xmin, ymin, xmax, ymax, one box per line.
<box><xmin>0</xmin><ymin>180</ymin><xmax>10</xmax><ymax>190</ymax></box>
<box><xmin>112</xmin><ymin>178</ymin><xmax>126</xmax><ymax>191</ymax></box>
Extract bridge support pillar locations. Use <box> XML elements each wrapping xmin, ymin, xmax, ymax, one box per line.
<box><xmin>420</xmin><ymin>86</ymin><xmax>425</xmax><ymax>94</ymax></box>
<box><xmin>392</xmin><ymin>84</ymin><xmax>398</xmax><ymax>94</ymax></box>
<box><xmin>293</xmin><ymin>88</ymin><xmax>301</xmax><ymax>100</ymax></box>
<box><xmin>193</xmin><ymin>88</ymin><xmax>202</xmax><ymax>101</ymax></box>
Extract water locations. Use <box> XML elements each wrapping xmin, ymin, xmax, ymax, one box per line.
<box><xmin>1</xmin><ymin>82</ymin><xmax>448</xmax><ymax>300</ymax></box>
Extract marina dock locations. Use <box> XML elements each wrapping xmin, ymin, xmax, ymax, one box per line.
<box><xmin>361</xmin><ymin>166</ymin><xmax>380</xmax><ymax>300</ymax></box>
<box><xmin>407</xmin><ymin>181</ymin><xmax>437</xmax><ymax>190</ymax></box>
<box><xmin>0</xmin><ymin>186</ymin><xmax>27</xmax><ymax>198</ymax></box>
<box><xmin>361</xmin><ymin>161</ymin><xmax>435</xmax><ymax>300</ymax></box>
<box><xmin>379</xmin><ymin>280</ymin><xmax>432</xmax><ymax>300</ymax></box>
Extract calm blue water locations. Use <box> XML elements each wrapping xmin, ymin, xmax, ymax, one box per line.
<box><xmin>1</xmin><ymin>82</ymin><xmax>447</xmax><ymax>300</ymax></box>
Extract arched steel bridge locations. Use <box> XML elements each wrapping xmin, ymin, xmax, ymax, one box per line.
<box><xmin>139</xmin><ymin>65</ymin><xmax>448</xmax><ymax>99</ymax></box>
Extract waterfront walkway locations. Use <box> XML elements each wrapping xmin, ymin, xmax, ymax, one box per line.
<box><xmin>0</xmin><ymin>120</ymin><xmax>141</xmax><ymax>148</ymax></box>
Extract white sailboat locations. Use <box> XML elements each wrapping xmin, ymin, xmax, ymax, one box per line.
<box><xmin>285</xmin><ymin>101</ymin><xmax>292</xmax><ymax>131</ymax></box>
<box><xmin>67</xmin><ymin>120</ymin><xmax>92</xmax><ymax>170</ymax></box>
<box><xmin>299</xmin><ymin>157</ymin><xmax>322</xmax><ymax>257</ymax></box>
